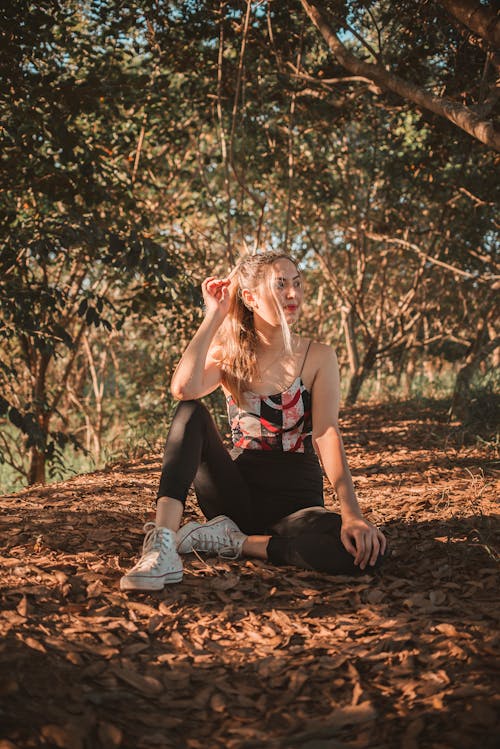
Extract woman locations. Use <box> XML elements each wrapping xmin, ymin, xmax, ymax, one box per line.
<box><xmin>120</xmin><ymin>252</ymin><xmax>387</xmax><ymax>591</ymax></box>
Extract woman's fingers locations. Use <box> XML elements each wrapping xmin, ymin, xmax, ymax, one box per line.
<box><xmin>205</xmin><ymin>278</ymin><xmax>231</xmax><ymax>300</ymax></box>
<box><xmin>342</xmin><ymin>520</ymin><xmax>387</xmax><ymax>570</ymax></box>
<box><xmin>206</xmin><ymin>280</ymin><xmax>221</xmax><ymax>294</ymax></box>
<box><xmin>378</xmin><ymin>529</ymin><xmax>387</xmax><ymax>555</ymax></box>
<box><xmin>340</xmin><ymin>529</ymin><xmax>356</xmax><ymax>557</ymax></box>
<box><xmin>360</xmin><ymin>537</ymin><xmax>372</xmax><ymax>569</ymax></box>
<box><xmin>205</xmin><ymin>276</ymin><xmax>231</xmax><ymax>286</ymax></box>
<box><xmin>358</xmin><ymin>530</ymin><xmax>380</xmax><ymax>570</ymax></box>
<box><xmin>202</xmin><ymin>277</ymin><xmax>217</xmax><ymax>297</ymax></box>
<box><xmin>368</xmin><ymin>535</ymin><xmax>381</xmax><ymax>567</ymax></box>
<box><xmin>354</xmin><ymin>532</ymin><xmax>366</xmax><ymax>566</ymax></box>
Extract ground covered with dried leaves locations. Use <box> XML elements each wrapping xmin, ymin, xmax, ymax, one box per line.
<box><xmin>0</xmin><ymin>400</ymin><xmax>498</xmax><ymax>749</ymax></box>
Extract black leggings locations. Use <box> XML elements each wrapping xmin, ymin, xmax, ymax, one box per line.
<box><xmin>157</xmin><ymin>400</ymin><xmax>384</xmax><ymax>576</ymax></box>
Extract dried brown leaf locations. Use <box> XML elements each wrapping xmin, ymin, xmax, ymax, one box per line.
<box><xmin>111</xmin><ymin>666</ymin><xmax>163</xmax><ymax>695</ymax></box>
<box><xmin>289</xmin><ymin>702</ymin><xmax>377</xmax><ymax>742</ymax></box>
<box><xmin>16</xmin><ymin>595</ymin><xmax>29</xmax><ymax>617</ymax></box>
<box><xmin>209</xmin><ymin>692</ymin><xmax>226</xmax><ymax>713</ymax></box>
<box><xmin>40</xmin><ymin>725</ymin><xmax>82</xmax><ymax>749</ymax></box>
<box><xmin>24</xmin><ymin>636</ymin><xmax>46</xmax><ymax>653</ymax></box>
<box><xmin>97</xmin><ymin>721</ymin><xmax>123</xmax><ymax>747</ymax></box>
<box><xmin>209</xmin><ymin>573</ymin><xmax>240</xmax><ymax>591</ymax></box>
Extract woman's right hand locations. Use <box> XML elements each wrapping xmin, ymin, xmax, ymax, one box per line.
<box><xmin>201</xmin><ymin>276</ymin><xmax>233</xmax><ymax>320</ymax></box>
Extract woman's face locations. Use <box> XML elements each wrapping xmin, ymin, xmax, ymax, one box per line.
<box><xmin>252</xmin><ymin>258</ymin><xmax>303</xmax><ymax>326</ymax></box>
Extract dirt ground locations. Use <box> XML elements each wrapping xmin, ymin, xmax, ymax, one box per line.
<box><xmin>0</xmin><ymin>400</ymin><xmax>498</xmax><ymax>749</ymax></box>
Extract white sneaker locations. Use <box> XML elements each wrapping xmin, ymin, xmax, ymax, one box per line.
<box><xmin>120</xmin><ymin>523</ymin><xmax>183</xmax><ymax>591</ymax></box>
<box><xmin>177</xmin><ymin>515</ymin><xmax>246</xmax><ymax>559</ymax></box>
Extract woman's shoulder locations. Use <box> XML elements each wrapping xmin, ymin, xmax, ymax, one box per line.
<box><xmin>301</xmin><ymin>340</ymin><xmax>338</xmax><ymax>392</ymax></box>
<box><xmin>304</xmin><ymin>339</ymin><xmax>338</xmax><ymax>363</ymax></box>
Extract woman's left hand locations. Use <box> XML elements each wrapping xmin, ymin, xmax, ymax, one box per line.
<box><xmin>340</xmin><ymin>516</ymin><xmax>387</xmax><ymax>570</ymax></box>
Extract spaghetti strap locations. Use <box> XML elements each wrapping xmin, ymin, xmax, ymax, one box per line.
<box><xmin>299</xmin><ymin>340</ymin><xmax>312</xmax><ymax>376</ymax></box>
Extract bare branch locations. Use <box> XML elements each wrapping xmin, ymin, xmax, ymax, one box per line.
<box><xmin>351</xmin><ymin>231</ymin><xmax>500</xmax><ymax>283</ymax></box>
<box><xmin>216</xmin><ymin>2</ymin><xmax>233</xmax><ymax>261</ymax></box>
<box><xmin>50</xmin><ymin>321</ymin><xmax>87</xmax><ymax>415</ymax></box>
<box><xmin>0</xmin><ymin>429</ymin><xmax>27</xmax><ymax>478</ymax></box>
<box><xmin>132</xmin><ymin>122</ymin><xmax>146</xmax><ymax>183</ymax></box>
<box><xmin>344</xmin><ymin>22</ymin><xmax>380</xmax><ymax>63</ymax></box>
<box><xmin>284</xmin><ymin>22</ymin><xmax>305</xmax><ymax>252</ymax></box>
<box><xmin>287</xmin><ymin>62</ymin><xmax>374</xmax><ymax>86</ymax></box>
<box><xmin>300</xmin><ymin>0</ymin><xmax>500</xmax><ymax>151</ymax></box>
<box><xmin>458</xmin><ymin>186</ymin><xmax>497</xmax><ymax>208</ymax></box>
<box><xmin>195</xmin><ymin>134</ymin><xmax>229</xmax><ymax>247</ymax></box>
<box><xmin>228</xmin><ymin>0</ymin><xmax>266</xmax><ymax>225</ymax></box>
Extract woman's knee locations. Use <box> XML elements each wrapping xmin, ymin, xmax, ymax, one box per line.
<box><xmin>171</xmin><ymin>399</ymin><xmax>211</xmax><ymax>429</ymax></box>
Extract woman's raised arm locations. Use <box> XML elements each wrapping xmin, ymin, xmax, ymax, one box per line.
<box><xmin>170</xmin><ymin>276</ymin><xmax>232</xmax><ymax>400</ymax></box>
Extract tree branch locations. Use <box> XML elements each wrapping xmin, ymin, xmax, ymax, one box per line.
<box><xmin>344</xmin><ymin>22</ymin><xmax>380</xmax><ymax>63</ymax></box>
<box><xmin>299</xmin><ymin>0</ymin><xmax>500</xmax><ymax>151</ymax></box>
<box><xmin>50</xmin><ymin>320</ymin><xmax>87</xmax><ymax>415</ymax></box>
<box><xmin>287</xmin><ymin>62</ymin><xmax>373</xmax><ymax>86</ymax></box>
<box><xmin>357</xmin><ymin>231</ymin><xmax>500</xmax><ymax>283</ymax></box>
<box><xmin>0</xmin><ymin>429</ymin><xmax>27</xmax><ymax>479</ymax></box>
<box><xmin>228</xmin><ymin>0</ymin><xmax>267</xmax><ymax>242</ymax></box>
<box><xmin>438</xmin><ymin>0</ymin><xmax>500</xmax><ymax>49</ymax></box>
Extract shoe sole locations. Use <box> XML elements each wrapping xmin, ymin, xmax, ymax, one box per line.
<box><xmin>120</xmin><ymin>569</ymin><xmax>183</xmax><ymax>591</ymax></box>
<box><xmin>177</xmin><ymin>515</ymin><xmax>237</xmax><ymax>554</ymax></box>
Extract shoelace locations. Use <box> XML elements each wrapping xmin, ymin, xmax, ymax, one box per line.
<box><xmin>218</xmin><ymin>543</ymin><xmax>240</xmax><ymax>560</ymax></box>
<box><xmin>141</xmin><ymin>522</ymin><xmax>172</xmax><ymax>560</ymax></box>
<box><xmin>192</xmin><ymin>529</ymin><xmax>240</xmax><ymax>560</ymax></box>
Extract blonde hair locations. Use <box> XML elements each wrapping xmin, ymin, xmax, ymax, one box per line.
<box><xmin>214</xmin><ymin>252</ymin><xmax>300</xmax><ymax>405</ymax></box>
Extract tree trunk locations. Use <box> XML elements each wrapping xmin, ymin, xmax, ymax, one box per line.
<box><xmin>28</xmin><ymin>446</ymin><xmax>46</xmax><ymax>485</ymax></box>
<box><xmin>402</xmin><ymin>349</ymin><xmax>417</xmax><ymax>399</ymax></box>
<box><xmin>300</xmin><ymin>0</ymin><xmax>500</xmax><ymax>151</ymax></box>
<box><xmin>25</xmin><ymin>348</ymin><xmax>53</xmax><ymax>486</ymax></box>
<box><xmin>438</xmin><ymin>0</ymin><xmax>500</xmax><ymax>48</ymax></box>
<box><xmin>450</xmin><ymin>336</ymin><xmax>499</xmax><ymax>420</ymax></box>
<box><xmin>341</xmin><ymin>304</ymin><xmax>359</xmax><ymax>374</ymax></box>
<box><xmin>451</xmin><ymin>361</ymin><xmax>476</xmax><ymax>422</ymax></box>
<box><xmin>346</xmin><ymin>341</ymin><xmax>377</xmax><ymax>405</ymax></box>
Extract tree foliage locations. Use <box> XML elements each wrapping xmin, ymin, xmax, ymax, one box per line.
<box><xmin>0</xmin><ymin>0</ymin><xmax>498</xmax><ymax>488</ymax></box>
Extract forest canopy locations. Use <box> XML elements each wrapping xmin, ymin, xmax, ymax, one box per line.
<box><xmin>0</xmin><ymin>0</ymin><xmax>498</xmax><ymax>490</ymax></box>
